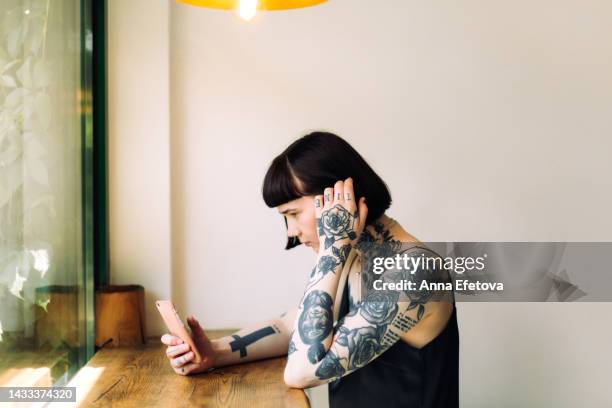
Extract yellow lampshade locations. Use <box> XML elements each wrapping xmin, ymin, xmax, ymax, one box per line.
<box><xmin>176</xmin><ymin>0</ymin><xmax>328</xmax><ymax>11</ymax></box>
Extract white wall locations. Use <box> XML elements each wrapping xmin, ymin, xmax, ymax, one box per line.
<box><xmin>108</xmin><ymin>0</ymin><xmax>171</xmax><ymax>336</ymax></box>
<box><xmin>110</xmin><ymin>0</ymin><xmax>612</xmax><ymax>406</ymax></box>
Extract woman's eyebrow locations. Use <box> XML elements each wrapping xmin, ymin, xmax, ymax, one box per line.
<box><xmin>279</xmin><ymin>207</ymin><xmax>298</xmax><ymax>214</ymax></box>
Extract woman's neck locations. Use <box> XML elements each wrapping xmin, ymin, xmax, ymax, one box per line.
<box><xmin>363</xmin><ymin>214</ymin><xmax>419</xmax><ymax>244</ymax></box>
<box><xmin>362</xmin><ymin>214</ymin><xmax>395</xmax><ymax>243</ymax></box>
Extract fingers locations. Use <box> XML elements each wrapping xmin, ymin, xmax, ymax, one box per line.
<box><xmin>358</xmin><ymin>197</ymin><xmax>368</xmax><ymax>230</ymax></box>
<box><xmin>343</xmin><ymin>178</ymin><xmax>356</xmax><ymax>212</ymax></box>
<box><xmin>323</xmin><ymin>187</ymin><xmax>334</xmax><ymax>210</ymax></box>
<box><xmin>322</xmin><ymin>178</ymin><xmax>357</xmax><ymax>210</ymax></box>
<box><xmin>161</xmin><ymin>334</ymin><xmax>184</xmax><ymax>346</ymax></box>
<box><xmin>314</xmin><ymin>195</ymin><xmax>323</xmax><ymax>218</ymax></box>
<box><xmin>186</xmin><ymin>316</ymin><xmax>205</xmax><ymax>338</ymax></box>
<box><xmin>174</xmin><ymin>362</ymin><xmax>200</xmax><ymax>376</ymax></box>
<box><xmin>171</xmin><ymin>351</ymin><xmax>195</xmax><ymax>368</ymax></box>
<box><xmin>333</xmin><ymin>180</ymin><xmax>344</xmax><ymax>204</ymax></box>
<box><xmin>166</xmin><ymin>343</ymin><xmax>191</xmax><ymax>358</ymax></box>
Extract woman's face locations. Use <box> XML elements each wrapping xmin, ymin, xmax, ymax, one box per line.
<box><xmin>278</xmin><ymin>196</ymin><xmax>319</xmax><ymax>253</ymax></box>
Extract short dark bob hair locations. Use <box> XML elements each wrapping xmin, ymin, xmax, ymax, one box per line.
<box><xmin>262</xmin><ymin>131</ymin><xmax>392</xmax><ymax>249</ymax></box>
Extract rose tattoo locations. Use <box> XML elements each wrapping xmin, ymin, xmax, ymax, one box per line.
<box><xmin>318</xmin><ymin>205</ymin><xmax>358</xmax><ymax>249</ymax></box>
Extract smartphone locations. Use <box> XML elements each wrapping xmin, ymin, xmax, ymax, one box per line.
<box><xmin>155</xmin><ymin>300</ymin><xmax>202</xmax><ymax>364</ymax></box>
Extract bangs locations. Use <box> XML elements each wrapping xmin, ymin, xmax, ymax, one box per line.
<box><xmin>262</xmin><ymin>155</ymin><xmax>304</xmax><ymax>208</ymax></box>
<box><xmin>262</xmin><ymin>131</ymin><xmax>392</xmax><ymax>251</ymax></box>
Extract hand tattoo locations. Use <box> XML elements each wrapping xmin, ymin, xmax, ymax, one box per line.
<box><xmin>318</xmin><ymin>205</ymin><xmax>358</xmax><ymax>250</ymax></box>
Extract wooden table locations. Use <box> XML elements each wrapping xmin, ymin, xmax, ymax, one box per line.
<box><xmin>0</xmin><ymin>348</ymin><xmax>68</xmax><ymax>388</ymax></box>
<box><xmin>69</xmin><ymin>330</ymin><xmax>309</xmax><ymax>407</ymax></box>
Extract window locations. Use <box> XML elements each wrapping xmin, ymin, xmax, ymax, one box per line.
<box><xmin>0</xmin><ymin>0</ymin><xmax>95</xmax><ymax>386</ymax></box>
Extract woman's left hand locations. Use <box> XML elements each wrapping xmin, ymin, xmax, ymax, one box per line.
<box><xmin>315</xmin><ymin>177</ymin><xmax>368</xmax><ymax>251</ymax></box>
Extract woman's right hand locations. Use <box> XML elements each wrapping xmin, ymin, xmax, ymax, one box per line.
<box><xmin>161</xmin><ymin>316</ymin><xmax>217</xmax><ymax>375</ymax></box>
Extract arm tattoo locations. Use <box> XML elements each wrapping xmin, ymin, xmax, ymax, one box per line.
<box><xmin>298</xmin><ymin>291</ymin><xmax>334</xmax><ymax>363</ymax></box>
<box><xmin>332</xmin><ymin>244</ymin><xmax>352</xmax><ymax>265</ymax></box>
<box><xmin>306</xmin><ymin>243</ymin><xmax>352</xmax><ymax>291</ymax></box>
<box><xmin>317</xmin><ymin>255</ymin><xmax>341</xmax><ymax>276</ymax></box>
<box><xmin>391</xmin><ymin>313</ymin><xmax>419</xmax><ymax>332</ymax></box>
<box><xmin>336</xmin><ymin>325</ymin><xmax>386</xmax><ymax>370</ymax></box>
<box><xmin>380</xmin><ymin>329</ymin><xmax>400</xmax><ymax>348</ymax></box>
<box><xmin>288</xmin><ymin>340</ymin><xmax>297</xmax><ymax>355</ymax></box>
<box><xmin>381</xmin><ymin>313</ymin><xmax>419</xmax><ymax>347</ymax></box>
<box><xmin>359</xmin><ymin>290</ymin><xmax>399</xmax><ymax>325</ymax></box>
<box><xmin>306</xmin><ymin>252</ymin><xmax>345</xmax><ymax>290</ymax></box>
<box><xmin>318</xmin><ymin>205</ymin><xmax>358</xmax><ymax>249</ymax></box>
<box><xmin>315</xmin><ymin>350</ymin><xmax>346</xmax><ymax>380</ymax></box>
<box><xmin>230</xmin><ymin>325</ymin><xmax>279</xmax><ymax>358</ymax></box>
<box><xmin>303</xmin><ymin>225</ymin><xmax>449</xmax><ymax>383</ymax></box>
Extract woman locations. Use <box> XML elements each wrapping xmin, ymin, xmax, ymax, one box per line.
<box><xmin>161</xmin><ymin>132</ymin><xmax>459</xmax><ymax>407</ymax></box>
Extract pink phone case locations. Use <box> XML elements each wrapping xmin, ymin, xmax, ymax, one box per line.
<box><xmin>155</xmin><ymin>300</ymin><xmax>202</xmax><ymax>364</ymax></box>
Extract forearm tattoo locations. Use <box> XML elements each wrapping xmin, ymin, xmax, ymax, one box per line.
<box><xmin>288</xmin><ymin>340</ymin><xmax>297</xmax><ymax>355</ymax></box>
<box><xmin>306</xmin><ymin>243</ymin><xmax>352</xmax><ymax>290</ymax></box>
<box><xmin>230</xmin><ymin>325</ymin><xmax>280</xmax><ymax>358</ymax></box>
<box><xmin>332</xmin><ymin>244</ymin><xmax>352</xmax><ymax>265</ymax></box>
<box><xmin>298</xmin><ymin>221</ymin><xmax>451</xmax><ymax>384</ymax></box>
<box><xmin>315</xmin><ymin>350</ymin><xmax>346</xmax><ymax>380</ymax></box>
<box><xmin>318</xmin><ymin>205</ymin><xmax>358</xmax><ymax>250</ymax></box>
<box><xmin>317</xmin><ymin>255</ymin><xmax>341</xmax><ymax>276</ymax></box>
<box><xmin>298</xmin><ymin>291</ymin><xmax>334</xmax><ymax>363</ymax></box>
<box><xmin>310</xmin><ymin>298</ymin><xmax>425</xmax><ymax>382</ymax></box>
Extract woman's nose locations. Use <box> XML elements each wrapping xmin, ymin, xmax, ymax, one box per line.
<box><xmin>286</xmin><ymin>220</ymin><xmax>300</xmax><ymax>238</ymax></box>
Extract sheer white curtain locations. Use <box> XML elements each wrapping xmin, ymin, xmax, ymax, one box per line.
<box><xmin>0</xmin><ymin>0</ymin><xmax>83</xmax><ymax>380</ymax></box>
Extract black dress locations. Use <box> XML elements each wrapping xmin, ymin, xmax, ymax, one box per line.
<box><xmin>328</xmin><ymin>276</ymin><xmax>460</xmax><ymax>408</ymax></box>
